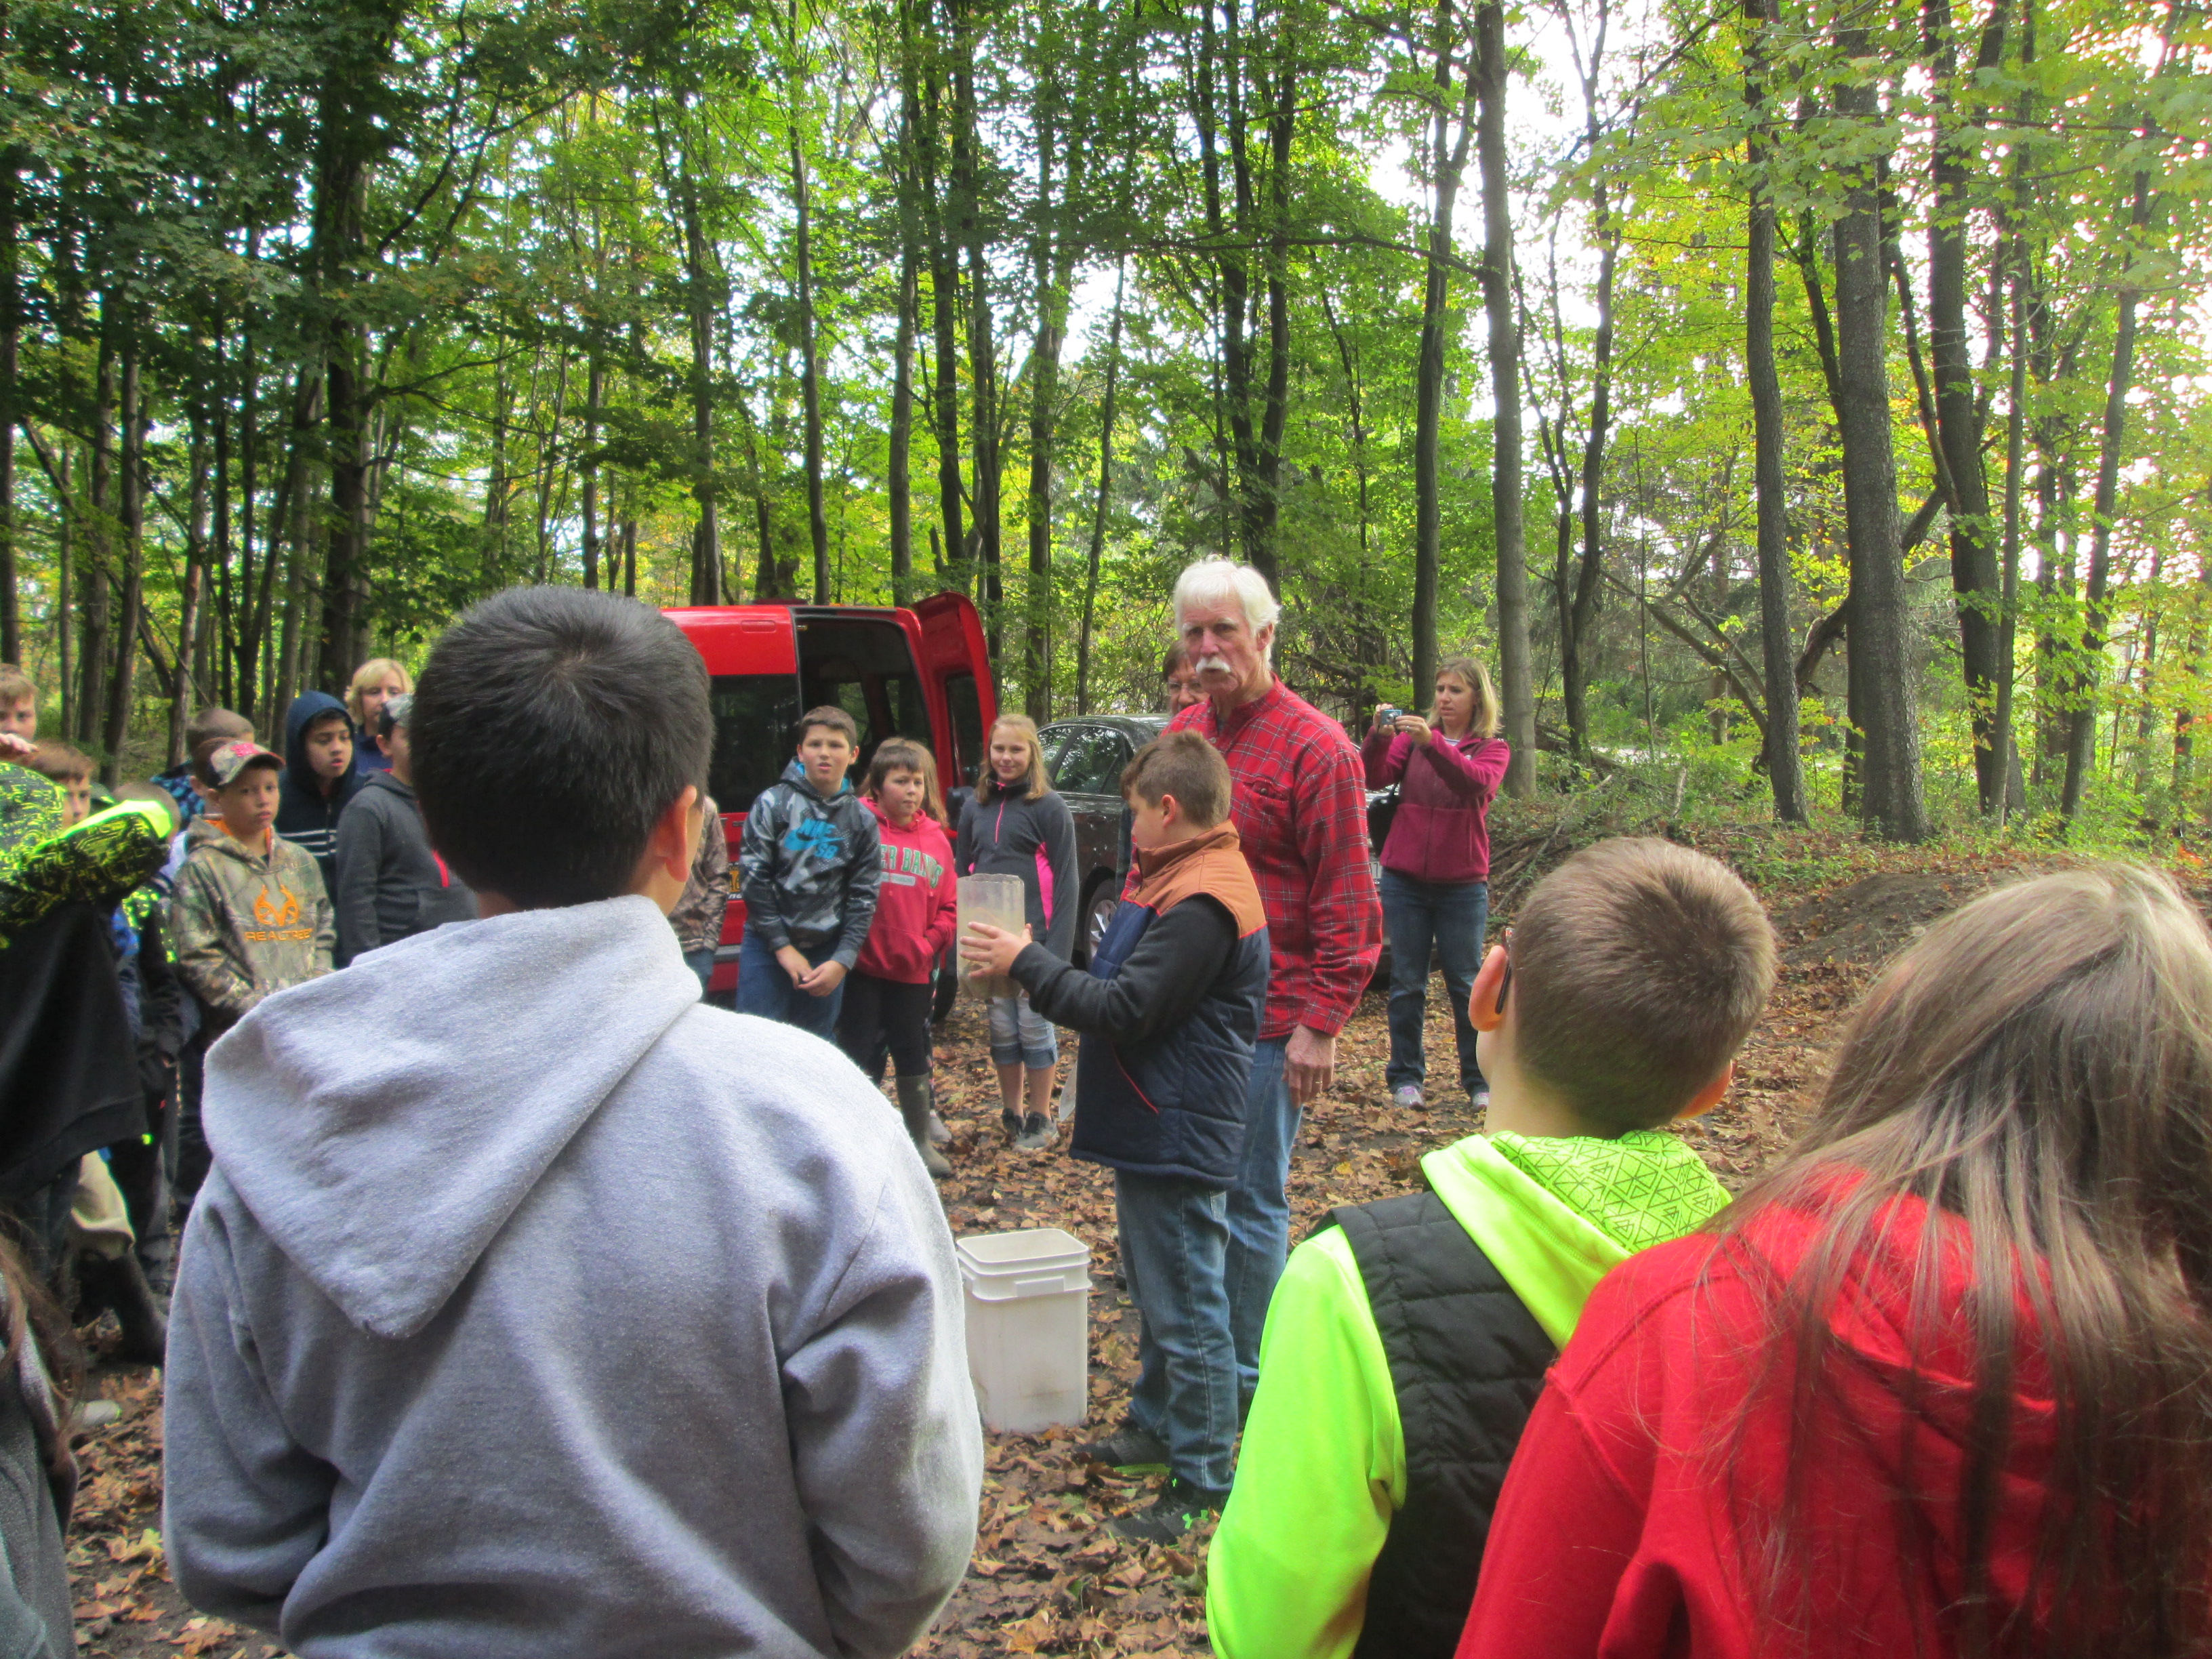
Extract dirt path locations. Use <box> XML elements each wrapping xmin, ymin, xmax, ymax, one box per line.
<box><xmin>69</xmin><ymin>849</ymin><xmax>1926</xmax><ymax>1657</ymax></box>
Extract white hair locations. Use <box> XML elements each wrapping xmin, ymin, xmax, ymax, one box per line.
<box><xmin>1172</xmin><ymin>558</ymin><xmax>1281</xmax><ymax>662</ymax></box>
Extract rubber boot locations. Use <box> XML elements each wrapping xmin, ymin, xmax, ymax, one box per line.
<box><xmin>897</xmin><ymin>1076</ymin><xmax>953</xmax><ymax>1179</ymax></box>
<box><xmin>77</xmin><ymin>1250</ymin><xmax>168</xmax><ymax>1367</ymax></box>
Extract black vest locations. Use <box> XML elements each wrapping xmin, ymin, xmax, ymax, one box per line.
<box><xmin>1332</xmin><ymin>1189</ymin><xmax>1555</xmax><ymax>1659</ymax></box>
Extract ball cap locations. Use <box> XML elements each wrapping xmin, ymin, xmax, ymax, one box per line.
<box><xmin>192</xmin><ymin>737</ymin><xmax>283</xmax><ymax>790</ymax></box>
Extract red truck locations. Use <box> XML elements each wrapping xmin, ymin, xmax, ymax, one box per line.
<box><xmin>666</xmin><ymin>593</ymin><xmax>996</xmax><ymax>999</ymax></box>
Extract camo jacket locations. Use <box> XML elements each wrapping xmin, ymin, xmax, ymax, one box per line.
<box><xmin>167</xmin><ymin>816</ymin><xmax>334</xmax><ymax>1028</ymax></box>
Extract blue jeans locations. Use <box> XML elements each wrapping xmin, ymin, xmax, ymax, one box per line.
<box><xmin>1223</xmin><ymin>1037</ymin><xmax>1292</xmax><ymax>1399</ymax></box>
<box><xmin>1116</xmin><ymin>1170</ymin><xmax>1237</xmax><ymax>1496</ymax></box>
<box><xmin>682</xmin><ymin>947</ymin><xmax>715</xmax><ymax>998</ymax></box>
<box><xmin>735</xmin><ymin>928</ymin><xmax>844</xmax><ymax>1038</ymax></box>
<box><xmin>987</xmin><ymin>992</ymin><xmax>1057</xmax><ymax>1070</ymax></box>
<box><xmin>1380</xmin><ymin>870</ymin><xmax>1489</xmax><ymax>1096</ymax></box>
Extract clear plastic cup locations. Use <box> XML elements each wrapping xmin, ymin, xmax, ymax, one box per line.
<box><xmin>958</xmin><ymin>874</ymin><xmax>1027</xmax><ymax>1002</ymax></box>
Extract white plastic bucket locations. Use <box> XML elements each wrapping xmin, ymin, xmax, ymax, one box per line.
<box><xmin>956</xmin><ymin>1227</ymin><xmax>1091</xmax><ymax>1433</ymax></box>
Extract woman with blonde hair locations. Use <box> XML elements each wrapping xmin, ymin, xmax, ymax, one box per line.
<box><xmin>955</xmin><ymin>714</ymin><xmax>1078</xmax><ymax>1150</ymax></box>
<box><xmin>1363</xmin><ymin>655</ymin><xmax>1509</xmax><ymax>1111</ymax></box>
<box><xmin>346</xmin><ymin>658</ymin><xmax>413</xmax><ymax>775</ymax></box>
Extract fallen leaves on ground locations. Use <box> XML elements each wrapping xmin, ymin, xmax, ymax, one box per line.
<box><xmin>71</xmin><ymin>834</ymin><xmax>2090</xmax><ymax>1656</ymax></box>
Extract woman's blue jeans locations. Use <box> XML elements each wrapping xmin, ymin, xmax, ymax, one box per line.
<box><xmin>1380</xmin><ymin>869</ymin><xmax>1488</xmax><ymax>1097</ymax></box>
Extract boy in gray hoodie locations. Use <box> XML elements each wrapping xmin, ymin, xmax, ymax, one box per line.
<box><xmin>331</xmin><ymin>693</ymin><xmax>477</xmax><ymax>964</ymax></box>
<box><xmin>162</xmin><ymin>587</ymin><xmax>983</xmax><ymax>1659</ymax></box>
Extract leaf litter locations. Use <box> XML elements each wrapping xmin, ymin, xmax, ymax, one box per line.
<box><xmin>70</xmin><ymin>834</ymin><xmax>2127</xmax><ymax>1655</ymax></box>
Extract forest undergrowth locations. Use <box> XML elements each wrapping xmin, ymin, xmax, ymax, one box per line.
<box><xmin>60</xmin><ymin>784</ymin><xmax>2205</xmax><ymax>1658</ymax></box>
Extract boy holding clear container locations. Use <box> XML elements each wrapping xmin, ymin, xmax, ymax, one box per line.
<box><xmin>963</xmin><ymin>729</ymin><xmax>1269</xmax><ymax>1543</ymax></box>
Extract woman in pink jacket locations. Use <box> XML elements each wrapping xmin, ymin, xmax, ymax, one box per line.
<box><xmin>1362</xmin><ymin>657</ymin><xmax>1511</xmax><ymax>1109</ymax></box>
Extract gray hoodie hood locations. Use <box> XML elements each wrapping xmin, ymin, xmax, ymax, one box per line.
<box><xmin>205</xmin><ymin>894</ymin><xmax>699</xmax><ymax>1339</ymax></box>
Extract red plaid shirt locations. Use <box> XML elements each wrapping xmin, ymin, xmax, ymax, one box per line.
<box><xmin>1171</xmin><ymin>680</ymin><xmax>1382</xmax><ymax>1040</ymax></box>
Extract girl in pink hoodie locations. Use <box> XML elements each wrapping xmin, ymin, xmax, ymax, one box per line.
<box><xmin>837</xmin><ymin>739</ymin><xmax>958</xmax><ymax>1176</ymax></box>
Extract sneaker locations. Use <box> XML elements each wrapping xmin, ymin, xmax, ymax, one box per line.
<box><xmin>1012</xmin><ymin>1112</ymin><xmax>1055</xmax><ymax>1151</ymax></box>
<box><xmin>1470</xmin><ymin>1086</ymin><xmax>1492</xmax><ymax>1112</ymax></box>
<box><xmin>1074</xmin><ymin>1421</ymin><xmax>1170</xmax><ymax>1475</ymax></box>
<box><xmin>1391</xmin><ymin>1084</ymin><xmax>1425</xmax><ymax>1110</ymax></box>
<box><xmin>927</xmin><ymin>1111</ymin><xmax>951</xmax><ymax>1146</ymax></box>
<box><xmin>1001</xmin><ymin>1108</ymin><xmax>1022</xmax><ymax>1143</ymax></box>
<box><xmin>1109</xmin><ymin>1477</ymin><xmax>1227</xmax><ymax>1544</ymax></box>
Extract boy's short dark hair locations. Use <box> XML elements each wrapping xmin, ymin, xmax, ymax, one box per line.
<box><xmin>0</xmin><ymin>665</ymin><xmax>34</xmax><ymax>707</ymax></box>
<box><xmin>1513</xmin><ymin>837</ymin><xmax>1776</xmax><ymax>1134</ymax></box>
<box><xmin>1121</xmin><ymin>730</ymin><xmax>1230</xmax><ymax>830</ymax></box>
<box><xmin>797</xmin><ymin>705</ymin><xmax>858</xmax><ymax>747</ymax></box>
<box><xmin>304</xmin><ymin>709</ymin><xmax>350</xmax><ymax>739</ymax></box>
<box><xmin>411</xmin><ymin>587</ymin><xmax>711</xmax><ymax>909</ymax></box>
<box><xmin>185</xmin><ymin>707</ymin><xmax>253</xmax><ymax>753</ymax></box>
<box><xmin>27</xmin><ymin>742</ymin><xmax>91</xmax><ymax>783</ymax></box>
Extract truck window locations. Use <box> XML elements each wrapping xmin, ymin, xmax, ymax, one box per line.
<box><xmin>708</xmin><ymin>674</ymin><xmax>802</xmax><ymax>816</ymax></box>
<box><xmin>797</xmin><ymin>617</ymin><xmax>933</xmax><ymax>777</ymax></box>
<box><xmin>944</xmin><ymin>672</ymin><xmax>984</xmax><ymax>787</ymax></box>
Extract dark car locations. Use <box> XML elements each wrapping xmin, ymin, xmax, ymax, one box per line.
<box><xmin>1044</xmin><ymin>713</ymin><xmax>1399</xmax><ymax>965</ymax></box>
<box><xmin>1039</xmin><ymin>715</ymin><xmax>1168</xmax><ymax>965</ymax></box>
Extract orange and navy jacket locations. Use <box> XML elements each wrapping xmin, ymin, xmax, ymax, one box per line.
<box><xmin>1010</xmin><ymin>824</ymin><xmax>1269</xmax><ymax>1188</ymax></box>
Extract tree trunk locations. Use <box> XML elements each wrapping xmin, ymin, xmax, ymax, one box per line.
<box><xmin>321</xmin><ymin>316</ymin><xmax>371</xmax><ymax>691</ymax></box>
<box><xmin>170</xmin><ymin>412</ymin><xmax>209</xmax><ymax>767</ymax></box>
<box><xmin>1023</xmin><ymin>106</ymin><xmax>1064</xmax><ymax>721</ymax></box>
<box><xmin>54</xmin><ymin>447</ymin><xmax>68</xmax><ymax>735</ymax></box>
<box><xmin>1927</xmin><ymin>0</ymin><xmax>2008</xmax><ymax>812</ymax></box>
<box><xmin>1249</xmin><ymin>49</ymin><xmax>1295</xmax><ymax>589</ymax></box>
<box><xmin>0</xmin><ymin>161</ymin><xmax>16</xmax><ymax>668</ymax></box>
<box><xmin>888</xmin><ymin>217</ymin><xmax>918</xmax><ymax>608</ymax></box>
<box><xmin>1475</xmin><ymin>1</ymin><xmax>1534</xmax><ymax>795</ymax></box>
<box><xmin>1746</xmin><ymin>0</ymin><xmax>1804</xmax><ymax>821</ymax></box>
<box><xmin>581</xmin><ymin>354</ymin><xmax>602</xmax><ymax>590</ymax></box>
<box><xmin>102</xmin><ymin>350</ymin><xmax>144</xmax><ymax>783</ymax></box>
<box><xmin>920</xmin><ymin>54</ymin><xmax>964</xmax><ymax>602</ymax></box>
<box><xmin>949</xmin><ymin>17</ymin><xmax>1000</xmax><ymax>662</ymax></box>
<box><xmin>788</xmin><ymin>109</ymin><xmax>832</xmax><ymax>603</ymax></box>
<box><xmin>1076</xmin><ymin>264</ymin><xmax>1125</xmax><ymax>718</ymax></box>
<box><xmin>678</xmin><ymin>123</ymin><xmax>720</xmax><ymax>606</ymax></box>
<box><xmin>2060</xmin><ymin>164</ymin><xmax>2152</xmax><ymax>820</ymax></box>
<box><xmin>1830</xmin><ymin>38</ymin><xmax>1927</xmax><ymax>842</ymax></box>
<box><xmin>1413</xmin><ymin>1</ymin><xmax>1477</xmax><ymax>713</ymax></box>
<box><xmin>77</xmin><ymin>335</ymin><xmax>114</xmax><ymax>748</ymax></box>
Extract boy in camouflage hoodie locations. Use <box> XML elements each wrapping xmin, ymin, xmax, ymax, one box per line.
<box><xmin>169</xmin><ymin>738</ymin><xmax>333</xmax><ymax>1037</ymax></box>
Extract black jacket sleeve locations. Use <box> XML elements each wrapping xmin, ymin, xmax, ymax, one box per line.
<box><xmin>1010</xmin><ymin>895</ymin><xmax>1236</xmax><ymax>1045</ymax></box>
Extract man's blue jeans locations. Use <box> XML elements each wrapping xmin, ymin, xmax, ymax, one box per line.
<box><xmin>1223</xmin><ymin>1037</ymin><xmax>1292</xmax><ymax>1400</ymax></box>
<box><xmin>1380</xmin><ymin>870</ymin><xmax>1489</xmax><ymax>1096</ymax></box>
<box><xmin>735</xmin><ymin>928</ymin><xmax>844</xmax><ymax>1038</ymax></box>
<box><xmin>1115</xmin><ymin>1169</ymin><xmax>1237</xmax><ymax>1496</ymax></box>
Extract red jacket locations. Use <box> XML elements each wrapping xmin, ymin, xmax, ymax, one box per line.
<box><xmin>855</xmin><ymin>800</ymin><xmax>957</xmax><ymax>984</ymax></box>
<box><xmin>1362</xmin><ymin>728</ymin><xmax>1510</xmax><ymax>884</ymax></box>
<box><xmin>1172</xmin><ymin>681</ymin><xmax>1381</xmax><ymax>1041</ymax></box>
<box><xmin>1458</xmin><ymin>1189</ymin><xmax>2060</xmax><ymax>1659</ymax></box>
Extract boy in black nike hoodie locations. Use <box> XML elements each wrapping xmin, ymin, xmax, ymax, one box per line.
<box><xmin>735</xmin><ymin>705</ymin><xmax>881</xmax><ymax>1038</ymax></box>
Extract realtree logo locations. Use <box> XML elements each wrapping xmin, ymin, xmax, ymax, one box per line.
<box><xmin>253</xmin><ymin>883</ymin><xmax>302</xmax><ymax>928</ymax></box>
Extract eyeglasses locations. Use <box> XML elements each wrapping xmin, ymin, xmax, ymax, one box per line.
<box><xmin>1492</xmin><ymin>927</ymin><xmax>1513</xmax><ymax>1016</ymax></box>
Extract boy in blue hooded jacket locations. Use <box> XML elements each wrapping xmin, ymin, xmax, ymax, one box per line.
<box><xmin>964</xmin><ymin>729</ymin><xmax>1269</xmax><ymax>1544</ymax></box>
<box><xmin>273</xmin><ymin>691</ymin><xmax>362</xmax><ymax>900</ymax></box>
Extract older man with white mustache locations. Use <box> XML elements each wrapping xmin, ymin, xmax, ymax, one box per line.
<box><xmin>1166</xmin><ymin>556</ymin><xmax>1382</xmax><ymax>1414</ymax></box>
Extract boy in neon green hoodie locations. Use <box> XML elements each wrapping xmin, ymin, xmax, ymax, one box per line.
<box><xmin>1206</xmin><ymin>837</ymin><xmax>1777</xmax><ymax>1659</ymax></box>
